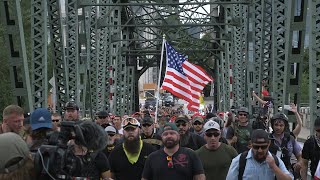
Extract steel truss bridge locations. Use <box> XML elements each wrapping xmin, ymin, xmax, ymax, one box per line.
<box><xmin>0</xmin><ymin>0</ymin><xmax>319</xmax><ymax>130</ymax></box>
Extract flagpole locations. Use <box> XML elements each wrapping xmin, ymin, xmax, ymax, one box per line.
<box><xmin>155</xmin><ymin>34</ymin><xmax>166</xmax><ymax>124</ymax></box>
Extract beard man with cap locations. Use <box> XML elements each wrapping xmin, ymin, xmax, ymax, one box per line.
<box><xmin>142</xmin><ymin>123</ymin><xmax>206</xmax><ymax>180</ymax></box>
<box><xmin>226</xmin><ymin>129</ymin><xmax>293</xmax><ymax>180</ymax></box>
<box><xmin>108</xmin><ymin>117</ymin><xmax>156</xmax><ymax>180</ymax></box>
<box><xmin>196</xmin><ymin>120</ymin><xmax>238</xmax><ymax>180</ymax></box>
<box><xmin>175</xmin><ymin>116</ymin><xmax>206</xmax><ymax>150</ymax></box>
<box><xmin>63</xmin><ymin>101</ymin><xmax>79</xmax><ymax>121</ymax></box>
<box><xmin>226</xmin><ymin>107</ymin><xmax>253</xmax><ymax>153</ymax></box>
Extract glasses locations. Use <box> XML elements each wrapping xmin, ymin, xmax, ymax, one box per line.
<box><xmin>108</xmin><ymin>133</ymin><xmax>115</xmax><ymax>137</ymax></box>
<box><xmin>205</xmin><ymin>132</ymin><xmax>220</xmax><ymax>137</ymax></box>
<box><xmin>193</xmin><ymin>122</ymin><xmax>202</xmax><ymax>126</ymax></box>
<box><xmin>176</xmin><ymin>122</ymin><xmax>187</xmax><ymax>127</ymax></box>
<box><xmin>52</xmin><ymin>119</ymin><xmax>60</xmax><ymax>122</ymax></box>
<box><xmin>142</xmin><ymin>124</ymin><xmax>152</xmax><ymax>127</ymax></box>
<box><xmin>238</xmin><ymin>113</ymin><xmax>247</xmax><ymax>117</ymax></box>
<box><xmin>122</xmin><ymin>117</ymin><xmax>140</xmax><ymax>127</ymax></box>
<box><xmin>252</xmin><ymin>145</ymin><xmax>268</xmax><ymax>150</ymax></box>
<box><xmin>166</xmin><ymin>156</ymin><xmax>174</xmax><ymax>168</ymax></box>
<box><xmin>98</xmin><ymin>116</ymin><xmax>107</xmax><ymax>119</ymax></box>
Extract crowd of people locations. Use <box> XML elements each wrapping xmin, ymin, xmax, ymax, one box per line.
<box><xmin>0</xmin><ymin>100</ymin><xmax>319</xmax><ymax>180</ymax></box>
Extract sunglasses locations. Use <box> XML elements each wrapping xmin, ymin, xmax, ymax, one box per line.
<box><xmin>122</xmin><ymin>117</ymin><xmax>140</xmax><ymax>127</ymax></box>
<box><xmin>252</xmin><ymin>145</ymin><xmax>268</xmax><ymax>150</ymax></box>
<box><xmin>142</xmin><ymin>124</ymin><xmax>152</xmax><ymax>127</ymax></box>
<box><xmin>193</xmin><ymin>122</ymin><xmax>202</xmax><ymax>126</ymax></box>
<box><xmin>238</xmin><ymin>113</ymin><xmax>247</xmax><ymax>116</ymax></box>
<box><xmin>176</xmin><ymin>122</ymin><xmax>187</xmax><ymax>127</ymax></box>
<box><xmin>52</xmin><ymin>119</ymin><xmax>60</xmax><ymax>122</ymax></box>
<box><xmin>108</xmin><ymin>133</ymin><xmax>115</xmax><ymax>137</ymax></box>
<box><xmin>166</xmin><ymin>156</ymin><xmax>174</xmax><ymax>168</ymax></box>
<box><xmin>98</xmin><ymin>116</ymin><xmax>107</xmax><ymax>119</ymax></box>
<box><xmin>205</xmin><ymin>132</ymin><xmax>220</xmax><ymax>137</ymax></box>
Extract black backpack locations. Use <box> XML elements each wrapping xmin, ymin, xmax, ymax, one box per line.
<box><xmin>238</xmin><ymin>151</ymin><xmax>279</xmax><ymax>180</ymax></box>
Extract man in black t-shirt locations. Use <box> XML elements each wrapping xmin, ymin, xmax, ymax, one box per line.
<box><xmin>299</xmin><ymin>117</ymin><xmax>320</xmax><ymax>179</ymax></box>
<box><xmin>108</xmin><ymin>117</ymin><xmax>156</xmax><ymax>180</ymax></box>
<box><xmin>140</xmin><ymin>116</ymin><xmax>163</xmax><ymax>149</ymax></box>
<box><xmin>142</xmin><ymin>122</ymin><xmax>205</xmax><ymax>180</ymax></box>
<box><xmin>175</xmin><ymin>116</ymin><xmax>206</xmax><ymax>150</ymax></box>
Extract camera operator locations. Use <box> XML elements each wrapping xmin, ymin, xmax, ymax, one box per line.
<box><xmin>68</xmin><ymin>121</ymin><xmax>111</xmax><ymax>179</ymax></box>
<box><xmin>28</xmin><ymin>108</ymin><xmax>53</xmax><ymax>152</ymax></box>
<box><xmin>35</xmin><ymin>121</ymin><xmax>111</xmax><ymax>180</ymax></box>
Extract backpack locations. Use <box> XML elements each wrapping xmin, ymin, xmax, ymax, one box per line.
<box><xmin>238</xmin><ymin>151</ymin><xmax>279</xmax><ymax>180</ymax></box>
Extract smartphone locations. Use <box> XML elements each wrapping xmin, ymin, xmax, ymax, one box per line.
<box><xmin>283</xmin><ymin>105</ymin><xmax>291</xmax><ymax>111</ymax></box>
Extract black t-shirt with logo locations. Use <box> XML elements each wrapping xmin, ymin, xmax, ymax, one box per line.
<box><xmin>108</xmin><ymin>142</ymin><xmax>156</xmax><ymax>180</ymax></box>
<box><xmin>142</xmin><ymin>147</ymin><xmax>204</xmax><ymax>180</ymax></box>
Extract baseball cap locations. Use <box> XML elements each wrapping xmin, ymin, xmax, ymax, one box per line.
<box><xmin>175</xmin><ymin>116</ymin><xmax>189</xmax><ymax>123</ymax></box>
<box><xmin>251</xmin><ymin>129</ymin><xmax>270</xmax><ymax>144</ymax></box>
<box><xmin>105</xmin><ymin>126</ymin><xmax>117</xmax><ymax>134</ymax></box>
<box><xmin>203</xmin><ymin>120</ymin><xmax>220</xmax><ymax>132</ymax></box>
<box><xmin>163</xmin><ymin>122</ymin><xmax>179</xmax><ymax>133</ymax></box>
<box><xmin>141</xmin><ymin>116</ymin><xmax>154</xmax><ymax>124</ymax></box>
<box><xmin>30</xmin><ymin>108</ymin><xmax>52</xmax><ymax>130</ymax></box>
<box><xmin>192</xmin><ymin>116</ymin><xmax>204</xmax><ymax>123</ymax></box>
<box><xmin>64</xmin><ymin>101</ymin><xmax>79</xmax><ymax>110</ymax></box>
<box><xmin>96</xmin><ymin>110</ymin><xmax>109</xmax><ymax>117</ymax></box>
<box><xmin>0</xmin><ymin>132</ymin><xmax>30</xmax><ymax>172</ymax></box>
<box><xmin>122</xmin><ymin>117</ymin><xmax>140</xmax><ymax>130</ymax></box>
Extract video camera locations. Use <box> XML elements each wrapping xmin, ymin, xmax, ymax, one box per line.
<box><xmin>34</xmin><ymin>121</ymin><xmax>92</xmax><ymax>180</ymax></box>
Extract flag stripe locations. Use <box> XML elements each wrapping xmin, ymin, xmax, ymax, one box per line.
<box><xmin>161</xmin><ymin>41</ymin><xmax>213</xmax><ymax>112</ymax></box>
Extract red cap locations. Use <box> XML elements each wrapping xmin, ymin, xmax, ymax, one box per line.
<box><xmin>262</xmin><ymin>90</ymin><xmax>269</xmax><ymax>96</ymax></box>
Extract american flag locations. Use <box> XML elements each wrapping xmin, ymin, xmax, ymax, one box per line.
<box><xmin>161</xmin><ymin>41</ymin><xmax>213</xmax><ymax>112</ymax></box>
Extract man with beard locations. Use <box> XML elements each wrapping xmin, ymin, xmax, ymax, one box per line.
<box><xmin>141</xmin><ymin>116</ymin><xmax>162</xmax><ymax>149</ymax></box>
<box><xmin>196</xmin><ymin>120</ymin><xmax>238</xmax><ymax>180</ymax></box>
<box><xmin>102</xmin><ymin>126</ymin><xmax>119</xmax><ymax>157</ymax></box>
<box><xmin>0</xmin><ymin>105</ymin><xmax>24</xmax><ymax>135</ymax></box>
<box><xmin>226</xmin><ymin>107</ymin><xmax>253</xmax><ymax>153</ymax></box>
<box><xmin>142</xmin><ymin>123</ymin><xmax>206</xmax><ymax>180</ymax></box>
<box><xmin>175</xmin><ymin>116</ymin><xmax>206</xmax><ymax>150</ymax></box>
<box><xmin>63</xmin><ymin>101</ymin><xmax>80</xmax><ymax>121</ymax></box>
<box><xmin>192</xmin><ymin>116</ymin><xmax>205</xmax><ymax>137</ymax></box>
<box><xmin>95</xmin><ymin>110</ymin><xmax>111</xmax><ymax>128</ymax></box>
<box><xmin>226</xmin><ymin>129</ymin><xmax>292</xmax><ymax>180</ymax></box>
<box><xmin>108</xmin><ymin>117</ymin><xmax>156</xmax><ymax>180</ymax></box>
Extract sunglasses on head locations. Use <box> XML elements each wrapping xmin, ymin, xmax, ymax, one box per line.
<box><xmin>252</xmin><ymin>145</ymin><xmax>268</xmax><ymax>150</ymax></box>
<box><xmin>176</xmin><ymin>122</ymin><xmax>187</xmax><ymax>127</ymax></box>
<box><xmin>52</xmin><ymin>119</ymin><xmax>60</xmax><ymax>122</ymax></box>
<box><xmin>193</xmin><ymin>122</ymin><xmax>202</xmax><ymax>125</ymax></box>
<box><xmin>238</xmin><ymin>113</ymin><xmax>247</xmax><ymax>117</ymax></box>
<box><xmin>205</xmin><ymin>132</ymin><xmax>220</xmax><ymax>137</ymax></box>
<box><xmin>166</xmin><ymin>156</ymin><xmax>174</xmax><ymax>168</ymax></box>
<box><xmin>122</xmin><ymin>117</ymin><xmax>139</xmax><ymax>127</ymax></box>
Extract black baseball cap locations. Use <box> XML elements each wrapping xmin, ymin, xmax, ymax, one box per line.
<box><xmin>141</xmin><ymin>116</ymin><xmax>154</xmax><ymax>124</ymax></box>
<box><xmin>251</xmin><ymin>129</ymin><xmax>270</xmax><ymax>144</ymax></box>
<box><xmin>96</xmin><ymin>111</ymin><xmax>109</xmax><ymax>117</ymax></box>
<box><xmin>64</xmin><ymin>101</ymin><xmax>79</xmax><ymax>110</ymax></box>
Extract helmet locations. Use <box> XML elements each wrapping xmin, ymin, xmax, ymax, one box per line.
<box><xmin>237</xmin><ymin>107</ymin><xmax>249</xmax><ymax>114</ymax></box>
<box><xmin>271</xmin><ymin>113</ymin><xmax>289</xmax><ymax>127</ymax></box>
<box><xmin>271</xmin><ymin>113</ymin><xmax>288</xmax><ymax>122</ymax></box>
